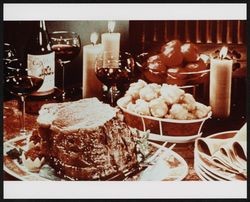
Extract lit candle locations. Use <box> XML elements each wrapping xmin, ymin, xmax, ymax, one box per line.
<box><xmin>209</xmin><ymin>46</ymin><xmax>233</xmax><ymax>118</ymax></box>
<box><xmin>101</xmin><ymin>21</ymin><xmax>120</xmax><ymax>60</ymax></box>
<box><xmin>82</xmin><ymin>32</ymin><xmax>104</xmax><ymax>98</ymax></box>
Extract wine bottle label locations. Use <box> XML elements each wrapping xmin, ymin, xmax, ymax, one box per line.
<box><xmin>27</xmin><ymin>52</ymin><xmax>55</xmax><ymax>96</ymax></box>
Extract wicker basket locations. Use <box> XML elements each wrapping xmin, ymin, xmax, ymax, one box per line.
<box><xmin>117</xmin><ymin>98</ymin><xmax>212</xmax><ymax>142</ymax></box>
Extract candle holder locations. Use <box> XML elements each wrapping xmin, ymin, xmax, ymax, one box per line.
<box><xmin>95</xmin><ymin>51</ymin><xmax>135</xmax><ymax>106</ymax></box>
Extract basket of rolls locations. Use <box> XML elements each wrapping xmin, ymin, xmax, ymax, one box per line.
<box><xmin>117</xmin><ymin>79</ymin><xmax>212</xmax><ymax>142</ymax></box>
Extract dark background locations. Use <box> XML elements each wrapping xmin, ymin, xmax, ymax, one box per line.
<box><xmin>3</xmin><ymin>20</ymin><xmax>130</xmax><ymax>88</ymax></box>
<box><xmin>4</xmin><ymin>20</ymin><xmax>246</xmax><ymax>89</ymax></box>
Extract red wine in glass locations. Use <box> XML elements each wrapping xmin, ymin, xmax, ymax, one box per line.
<box><xmin>95</xmin><ymin>51</ymin><xmax>134</xmax><ymax>106</ymax></box>
<box><xmin>5</xmin><ymin>75</ymin><xmax>44</xmax><ymax>96</ymax></box>
<box><xmin>51</xmin><ymin>44</ymin><xmax>80</xmax><ymax>62</ymax></box>
<box><xmin>96</xmin><ymin>67</ymin><xmax>131</xmax><ymax>88</ymax></box>
<box><xmin>50</xmin><ymin>31</ymin><xmax>81</xmax><ymax>101</ymax></box>
<box><xmin>4</xmin><ymin>66</ymin><xmax>45</xmax><ymax>136</ymax></box>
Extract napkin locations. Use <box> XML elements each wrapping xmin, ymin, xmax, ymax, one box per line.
<box><xmin>196</xmin><ymin>123</ymin><xmax>247</xmax><ymax>177</ymax></box>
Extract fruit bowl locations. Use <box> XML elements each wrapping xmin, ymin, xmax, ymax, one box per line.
<box><xmin>136</xmin><ymin>40</ymin><xmax>210</xmax><ymax>86</ymax></box>
<box><xmin>166</xmin><ymin>66</ymin><xmax>210</xmax><ymax>86</ymax></box>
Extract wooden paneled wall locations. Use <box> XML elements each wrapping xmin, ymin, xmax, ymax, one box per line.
<box><xmin>129</xmin><ymin>20</ymin><xmax>246</xmax><ymax>54</ymax></box>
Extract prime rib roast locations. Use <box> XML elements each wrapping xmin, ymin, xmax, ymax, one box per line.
<box><xmin>36</xmin><ymin>98</ymin><xmax>138</xmax><ymax>180</ymax></box>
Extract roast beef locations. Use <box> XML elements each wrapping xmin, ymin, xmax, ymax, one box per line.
<box><xmin>37</xmin><ymin>98</ymin><xmax>138</xmax><ymax>180</ymax></box>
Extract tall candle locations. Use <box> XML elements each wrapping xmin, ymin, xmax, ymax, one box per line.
<box><xmin>82</xmin><ymin>32</ymin><xmax>104</xmax><ymax>98</ymax></box>
<box><xmin>101</xmin><ymin>21</ymin><xmax>120</xmax><ymax>60</ymax></box>
<box><xmin>209</xmin><ymin>46</ymin><xmax>233</xmax><ymax>118</ymax></box>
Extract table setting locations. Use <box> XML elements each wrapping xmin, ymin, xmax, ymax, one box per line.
<box><xmin>3</xmin><ymin>20</ymin><xmax>247</xmax><ymax>182</ymax></box>
<box><xmin>194</xmin><ymin>124</ymin><xmax>246</xmax><ymax>181</ymax></box>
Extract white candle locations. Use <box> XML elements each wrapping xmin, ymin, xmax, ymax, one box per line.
<box><xmin>101</xmin><ymin>21</ymin><xmax>120</xmax><ymax>60</ymax></box>
<box><xmin>209</xmin><ymin>46</ymin><xmax>233</xmax><ymax>118</ymax></box>
<box><xmin>82</xmin><ymin>32</ymin><xmax>104</xmax><ymax>98</ymax></box>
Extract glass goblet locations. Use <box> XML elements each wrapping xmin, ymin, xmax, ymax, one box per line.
<box><xmin>50</xmin><ymin>31</ymin><xmax>81</xmax><ymax>101</ymax></box>
<box><xmin>95</xmin><ymin>51</ymin><xmax>134</xmax><ymax>106</ymax></box>
<box><xmin>4</xmin><ymin>64</ymin><xmax>45</xmax><ymax>136</ymax></box>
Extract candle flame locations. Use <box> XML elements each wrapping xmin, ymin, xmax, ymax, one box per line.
<box><xmin>90</xmin><ymin>32</ymin><xmax>98</xmax><ymax>45</ymax></box>
<box><xmin>108</xmin><ymin>21</ymin><xmax>116</xmax><ymax>33</ymax></box>
<box><xmin>219</xmin><ymin>46</ymin><xmax>228</xmax><ymax>59</ymax></box>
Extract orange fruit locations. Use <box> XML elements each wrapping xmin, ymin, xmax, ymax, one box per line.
<box><xmin>181</xmin><ymin>43</ymin><xmax>199</xmax><ymax>63</ymax></box>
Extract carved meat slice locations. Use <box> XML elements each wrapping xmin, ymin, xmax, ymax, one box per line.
<box><xmin>37</xmin><ymin>98</ymin><xmax>138</xmax><ymax>180</ymax></box>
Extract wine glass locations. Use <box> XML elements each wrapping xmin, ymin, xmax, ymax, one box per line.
<box><xmin>4</xmin><ymin>43</ymin><xmax>17</xmax><ymax>63</ymax></box>
<box><xmin>50</xmin><ymin>31</ymin><xmax>81</xmax><ymax>101</ymax></box>
<box><xmin>4</xmin><ymin>64</ymin><xmax>45</xmax><ymax>136</ymax></box>
<box><xmin>3</xmin><ymin>43</ymin><xmax>21</xmax><ymax>75</ymax></box>
<box><xmin>95</xmin><ymin>51</ymin><xmax>135</xmax><ymax>106</ymax></box>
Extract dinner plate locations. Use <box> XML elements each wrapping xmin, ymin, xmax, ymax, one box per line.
<box><xmin>4</xmin><ymin>135</ymin><xmax>188</xmax><ymax>181</ymax></box>
<box><xmin>147</xmin><ymin>131</ymin><xmax>203</xmax><ymax>143</ymax></box>
<box><xmin>195</xmin><ymin>150</ymin><xmax>238</xmax><ymax>181</ymax></box>
<box><xmin>194</xmin><ymin>151</ymin><xmax>220</xmax><ymax>181</ymax></box>
<box><xmin>194</xmin><ymin>130</ymin><xmax>246</xmax><ymax>181</ymax></box>
<box><xmin>194</xmin><ymin>152</ymin><xmax>228</xmax><ymax>181</ymax></box>
<box><xmin>193</xmin><ymin>161</ymin><xmax>211</xmax><ymax>181</ymax></box>
<box><xmin>195</xmin><ymin>165</ymin><xmax>216</xmax><ymax>181</ymax></box>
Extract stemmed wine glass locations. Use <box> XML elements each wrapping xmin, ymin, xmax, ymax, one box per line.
<box><xmin>4</xmin><ymin>43</ymin><xmax>17</xmax><ymax>64</ymax></box>
<box><xmin>4</xmin><ymin>43</ymin><xmax>21</xmax><ymax>76</ymax></box>
<box><xmin>50</xmin><ymin>31</ymin><xmax>81</xmax><ymax>101</ymax></box>
<box><xmin>95</xmin><ymin>51</ymin><xmax>135</xmax><ymax>106</ymax></box>
<box><xmin>4</xmin><ymin>64</ymin><xmax>45</xmax><ymax>136</ymax></box>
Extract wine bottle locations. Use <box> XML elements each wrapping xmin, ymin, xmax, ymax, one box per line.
<box><xmin>26</xmin><ymin>20</ymin><xmax>55</xmax><ymax>96</ymax></box>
